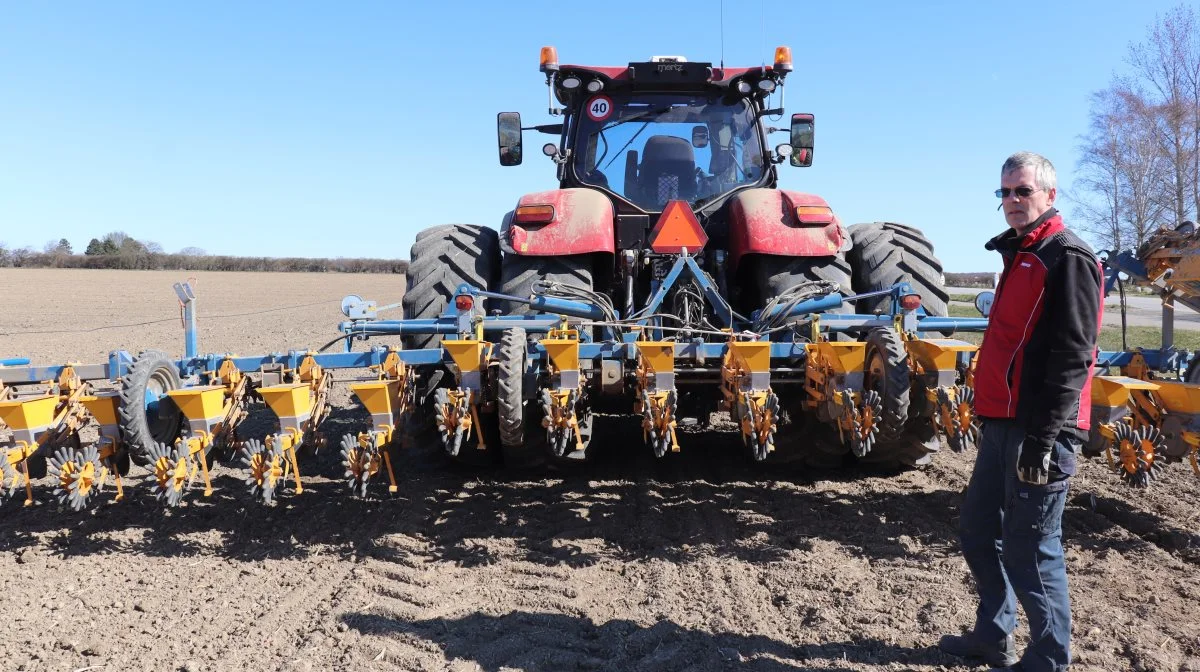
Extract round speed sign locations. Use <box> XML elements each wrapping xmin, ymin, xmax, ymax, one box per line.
<box><xmin>585</xmin><ymin>95</ymin><xmax>613</xmax><ymax>122</ymax></box>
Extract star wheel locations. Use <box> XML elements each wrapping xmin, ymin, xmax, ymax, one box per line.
<box><xmin>340</xmin><ymin>433</ymin><xmax>374</xmax><ymax>498</ymax></box>
<box><xmin>750</xmin><ymin>391</ymin><xmax>780</xmax><ymax>462</ymax></box>
<box><xmin>850</xmin><ymin>389</ymin><xmax>882</xmax><ymax>458</ymax></box>
<box><xmin>434</xmin><ymin>387</ymin><xmax>469</xmax><ymax>458</ymax></box>
<box><xmin>148</xmin><ymin>441</ymin><xmax>190</xmax><ymax>507</ymax></box>
<box><xmin>540</xmin><ymin>388</ymin><xmax>579</xmax><ymax>459</ymax></box>
<box><xmin>640</xmin><ymin>389</ymin><xmax>678</xmax><ymax>459</ymax></box>
<box><xmin>48</xmin><ymin>445</ymin><xmax>103</xmax><ymax>511</ymax></box>
<box><xmin>1</xmin><ymin>453</ymin><xmax>22</xmax><ymax>506</ymax></box>
<box><xmin>241</xmin><ymin>438</ymin><xmax>284</xmax><ymax>504</ymax></box>
<box><xmin>1110</xmin><ymin>423</ymin><xmax>1167</xmax><ymax>488</ymax></box>
<box><xmin>950</xmin><ymin>385</ymin><xmax>981</xmax><ymax>452</ymax></box>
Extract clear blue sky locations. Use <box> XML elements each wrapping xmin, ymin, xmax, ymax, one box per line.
<box><xmin>0</xmin><ymin>1</ymin><xmax>1183</xmax><ymax>272</ymax></box>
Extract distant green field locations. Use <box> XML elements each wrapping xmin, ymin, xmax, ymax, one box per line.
<box><xmin>949</xmin><ymin>293</ymin><xmax>978</xmax><ymax>303</ymax></box>
<box><xmin>940</xmin><ymin>303</ymin><xmax>1199</xmax><ymax>352</ymax></box>
<box><xmin>948</xmin><ymin>304</ymin><xmax>984</xmax><ymax>318</ymax></box>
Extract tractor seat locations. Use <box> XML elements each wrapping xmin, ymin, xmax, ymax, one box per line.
<box><xmin>639</xmin><ymin>136</ymin><xmax>696</xmax><ymax>207</ymax></box>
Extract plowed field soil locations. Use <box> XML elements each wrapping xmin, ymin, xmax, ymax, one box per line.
<box><xmin>1</xmin><ymin>268</ymin><xmax>1197</xmax><ymax>672</ymax></box>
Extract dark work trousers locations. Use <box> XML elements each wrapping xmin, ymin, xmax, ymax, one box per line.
<box><xmin>958</xmin><ymin>419</ymin><xmax>1076</xmax><ymax>672</ymax></box>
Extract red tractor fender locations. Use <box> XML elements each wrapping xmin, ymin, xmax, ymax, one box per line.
<box><xmin>500</xmin><ymin>188</ymin><xmax>616</xmax><ymax>256</ymax></box>
<box><xmin>726</xmin><ymin>189</ymin><xmax>850</xmax><ymax>272</ymax></box>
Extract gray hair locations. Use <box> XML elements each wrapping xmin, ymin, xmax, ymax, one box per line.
<box><xmin>1001</xmin><ymin>151</ymin><xmax>1057</xmax><ymax>191</ymax></box>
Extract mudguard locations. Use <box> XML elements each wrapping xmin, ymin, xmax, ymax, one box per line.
<box><xmin>500</xmin><ymin>188</ymin><xmax>616</xmax><ymax>256</ymax></box>
<box><xmin>727</xmin><ymin>189</ymin><xmax>849</xmax><ymax>271</ymax></box>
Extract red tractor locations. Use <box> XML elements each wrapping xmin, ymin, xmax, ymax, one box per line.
<box><xmin>401</xmin><ymin>46</ymin><xmax>951</xmax><ymax>468</ymax></box>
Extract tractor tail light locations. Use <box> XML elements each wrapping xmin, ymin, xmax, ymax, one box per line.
<box><xmin>540</xmin><ymin>46</ymin><xmax>559</xmax><ymax>72</ymax></box>
<box><xmin>900</xmin><ymin>294</ymin><xmax>922</xmax><ymax>311</ymax></box>
<box><xmin>774</xmin><ymin>46</ymin><xmax>793</xmax><ymax>73</ymax></box>
<box><xmin>455</xmin><ymin>295</ymin><xmax>474</xmax><ymax>311</ymax></box>
<box><xmin>514</xmin><ymin>204</ymin><xmax>556</xmax><ymax>225</ymax></box>
<box><xmin>794</xmin><ymin>205</ymin><xmax>833</xmax><ymax>225</ymax></box>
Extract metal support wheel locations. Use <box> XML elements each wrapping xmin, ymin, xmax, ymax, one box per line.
<box><xmin>339</xmin><ymin>433</ymin><xmax>374</xmax><ymax>498</ymax></box>
<box><xmin>48</xmin><ymin>445</ymin><xmax>104</xmax><ymax>511</ymax></box>
<box><xmin>147</xmin><ymin>441</ymin><xmax>190</xmax><ymax>507</ymax></box>
<box><xmin>241</xmin><ymin>438</ymin><xmax>285</xmax><ymax>504</ymax></box>
<box><xmin>1108</xmin><ymin>423</ymin><xmax>1167</xmax><ymax>488</ymax></box>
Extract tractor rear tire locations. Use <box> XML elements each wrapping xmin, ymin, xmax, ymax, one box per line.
<box><xmin>401</xmin><ymin>224</ymin><xmax>500</xmax><ymax>351</ymax></box>
<box><xmin>753</xmin><ymin>253</ymin><xmax>853</xmax><ymax>302</ymax></box>
<box><xmin>497</xmin><ymin>254</ymin><xmax>595</xmax><ymax>327</ymax></box>
<box><xmin>118</xmin><ymin>350</ymin><xmax>184</xmax><ymax>467</ymax></box>
<box><xmin>864</xmin><ymin>327</ymin><xmax>911</xmax><ymax>443</ymax></box>
<box><xmin>751</xmin><ymin>254</ymin><xmax>852</xmax><ymax>338</ymax></box>
<box><xmin>847</xmin><ymin>222</ymin><xmax>948</xmax><ymax>316</ymax></box>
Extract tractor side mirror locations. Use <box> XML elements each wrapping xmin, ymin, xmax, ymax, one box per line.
<box><xmin>789</xmin><ymin>113</ymin><xmax>814</xmax><ymax>167</ymax></box>
<box><xmin>498</xmin><ymin>112</ymin><xmax>523</xmax><ymax>166</ymax></box>
<box><xmin>975</xmin><ymin>291</ymin><xmax>995</xmax><ymax>318</ymax></box>
<box><xmin>691</xmin><ymin>126</ymin><xmax>709</xmax><ymax>148</ymax></box>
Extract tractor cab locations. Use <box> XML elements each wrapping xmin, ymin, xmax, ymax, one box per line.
<box><xmin>572</xmin><ymin>93</ymin><xmax>765</xmax><ymax>210</ymax></box>
<box><xmin>498</xmin><ymin>47</ymin><xmax>812</xmax><ymax>217</ymax></box>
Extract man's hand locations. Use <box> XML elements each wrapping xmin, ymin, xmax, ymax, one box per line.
<box><xmin>1017</xmin><ymin>441</ymin><xmax>1052</xmax><ymax>485</ymax></box>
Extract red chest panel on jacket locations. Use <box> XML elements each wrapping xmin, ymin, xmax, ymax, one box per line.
<box><xmin>974</xmin><ymin>251</ymin><xmax>1049</xmax><ymax>418</ymax></box>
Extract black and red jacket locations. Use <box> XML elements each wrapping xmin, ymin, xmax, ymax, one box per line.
<box><xmin>974</xmin><ymin>209</ymin><xmax>1104</xmax><ymax>453</ymax></box>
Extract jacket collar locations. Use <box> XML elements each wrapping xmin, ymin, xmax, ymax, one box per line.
<box><xmin>985</xmin><ymin>208</ymin><xmax>1061</xmax><ymax>254</ymax></box>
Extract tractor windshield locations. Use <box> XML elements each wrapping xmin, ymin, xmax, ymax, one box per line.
<box><xmin>572</xmin><ymin>93</ymin><xmax>765</xmax><ymax>211</ymax></box>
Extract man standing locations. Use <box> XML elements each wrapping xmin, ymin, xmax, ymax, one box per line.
<box><xmin>938</xmin><ymin>152</ymin><xmax>1103</xmax><ymax>671</ymax></box>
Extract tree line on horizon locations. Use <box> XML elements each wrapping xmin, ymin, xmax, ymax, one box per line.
<box><xmin>1072</xmin><ymin>4</ymin><xmax>1200</xmax><ymax>253</ymax></box>
<box><xmin>0</xmin><ymin>230</ymin><xmax>407</xmax><ymax>273</ymax></box>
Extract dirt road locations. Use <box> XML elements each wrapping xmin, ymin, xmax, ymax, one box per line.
<box><xmin>1</xmin><ymin>269</ymin><xmax>1198</xmax><ymax>671</ymax></box>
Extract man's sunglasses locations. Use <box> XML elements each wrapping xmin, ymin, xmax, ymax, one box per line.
<box><xmin>995</xmin><ymin>186</ymin><xmax>1041</xmax><ymax>199</ymax></box>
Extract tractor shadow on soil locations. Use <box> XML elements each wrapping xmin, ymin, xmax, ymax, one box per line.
<box><xmin>338</xmin><ymin>609</ymin><xmax>950</xmax><ymax>671</ymax></box>
<box><xmin>0</xmin><ymin>414</ymin><xmax>971</xmax><ymax>567</ymax></box>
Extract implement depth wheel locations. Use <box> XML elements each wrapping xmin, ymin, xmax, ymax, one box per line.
<box><xmin>118</xmin><ymin>350</ymin><xmax>184</xmax><ymax>467</ymax></box>
<box><xmin>496</xmin><ymin>327</ymin><xmax>546</xmax><ymax>469</ymax></box>
<box><xmin>863</xmin><ymin>328</ymin><xmax>911</xmax><ymax>442</ymax></box>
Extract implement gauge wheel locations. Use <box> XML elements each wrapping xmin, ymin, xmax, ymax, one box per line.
<box><xmin>118</xmin><ymin>350</ymin><xmax>184</xmax><ymax>467</ymax></box>
<box><xmin>864</xmin><ymin>327</ymin><xmax>912</xmax><ymax>442</ymax></box>
<box><xmin>496</xmin><ymin>327</ymin><xmax>545</xmax><ymax>469</ymax></box>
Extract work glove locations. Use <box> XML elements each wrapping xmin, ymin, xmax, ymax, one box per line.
<box><xmin>1016</xmin><ymin>440</ymin><xmax>1051</xmax><ymax>485</ymax></box>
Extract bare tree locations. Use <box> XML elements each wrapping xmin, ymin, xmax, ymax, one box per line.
<box><xmin>1072</xmin><ymin>82</ymin><xmax>1171</xmax><ymax>250</ymax></box>
<box><xmin>1072</xmin><ymin>88</ymin><xmax>1126</xmax><ymax>250</ymax></box>
<box><xmin>1127</xmin><ymin>4</ymin><xmax>1199</xmax><ymax>224</ymax></box>
<box><xmin>1172</xmin><ymin>5</ymin><xmax>1200</xmax><ymax>221</ymax></box>
<box><xmin>102</xmin><ymin>230</ymin><xmax>133</xmax><ymax>249</ymax></box>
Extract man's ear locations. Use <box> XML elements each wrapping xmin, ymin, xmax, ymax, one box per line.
<box><xmin>1047</xmin><ymin>187</ymin><xmax>1057</xmax><ymax>206</ymax></box>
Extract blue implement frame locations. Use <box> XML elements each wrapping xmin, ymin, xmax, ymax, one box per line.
<box><xmin>1</xmin><ymin>255</ymin><xmax>993</xmax><ymax>387</ymax></box>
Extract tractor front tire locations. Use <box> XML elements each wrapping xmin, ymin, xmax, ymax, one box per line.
<box><xmin>847</xmin><ymin>222</ymin><xmax>948</xmax><ymax>316</ymax></box>
<box><xmin>401</xmin><ymin>224</ymin><xmax>500</xmax><ymax>351</ymax></box>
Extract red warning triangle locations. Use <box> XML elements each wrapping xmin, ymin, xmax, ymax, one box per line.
<box><xmin>648</xmin><ymin>200</ymin><xmax>708</xmax><ymax>253</ymax></box>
